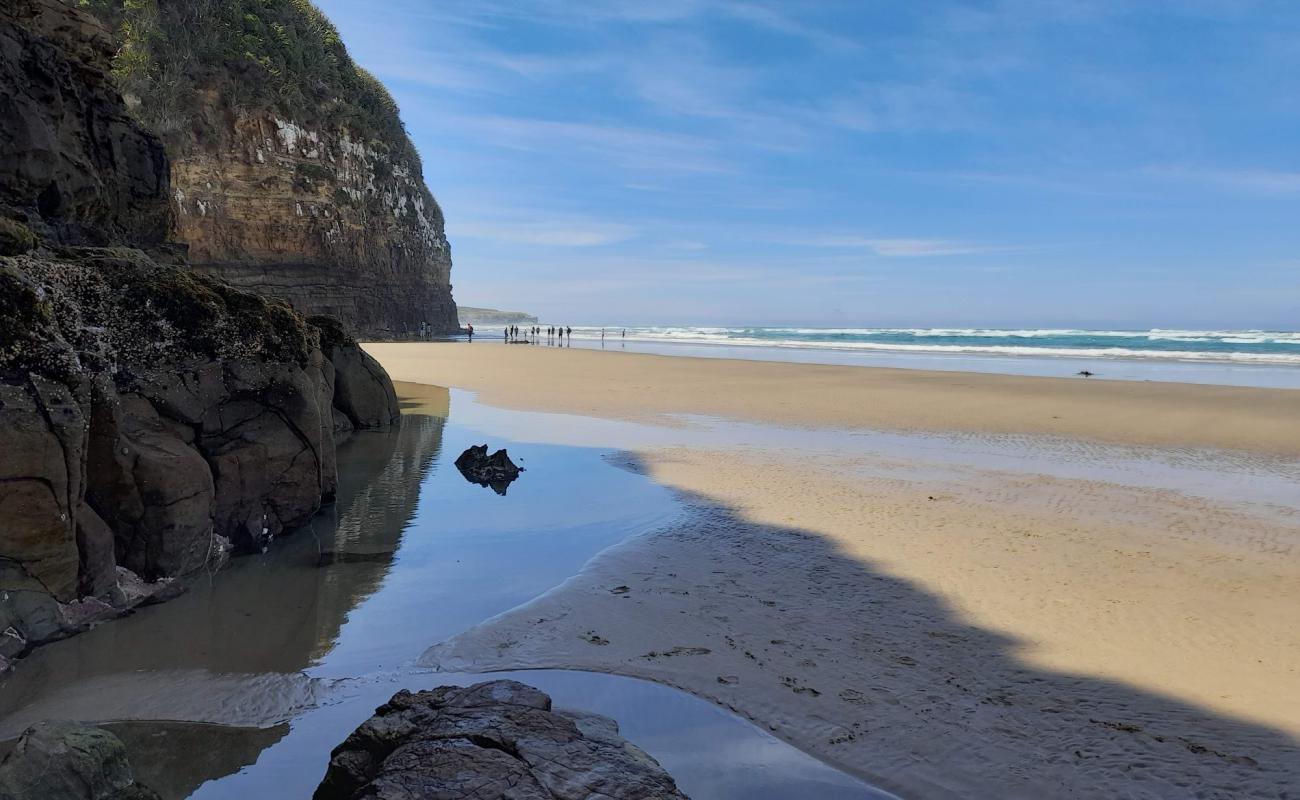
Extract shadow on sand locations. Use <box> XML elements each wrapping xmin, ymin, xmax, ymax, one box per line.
<box><xmin>424</xmin><ymin>451</ymin><xmax>1300</xmax><ymax>799</ymax></box>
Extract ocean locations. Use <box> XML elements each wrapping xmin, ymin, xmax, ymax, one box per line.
<box><xmin>554</xmin><ymin>327</ymin><xmax>1300</xmax><ymax>388</ymax></box>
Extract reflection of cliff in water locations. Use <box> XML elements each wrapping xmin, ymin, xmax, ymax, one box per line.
<box><xmin>106</xmin><ymin>721</ymin><xmax>290</xmax><ymax>800</ymax></box>
<box><xmin>303</xmin><ymin>388</ymin><xmax>449</xmax><ymax>665</ymax></box>
<box><xmin>0</xmin><ymin>385</ymin><xmax>449</xmax><ymax>717</ymax></box>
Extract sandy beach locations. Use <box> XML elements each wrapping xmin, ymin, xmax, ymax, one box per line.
<box><xmin>374</xmin><ymin>343</ymin><xmax>1300</xmax><ymax>798</ymax></box>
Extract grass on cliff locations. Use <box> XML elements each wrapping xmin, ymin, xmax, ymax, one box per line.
<box><xmin>79</xmin><ymin>0</ymin><xmax>417</xmax><ymax>166</ymax></box>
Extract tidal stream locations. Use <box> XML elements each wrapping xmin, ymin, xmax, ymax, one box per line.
<box><xmin>0</xmin><ymin>384</ymin><xmax>884</xmax><ymax>799</ymax></box>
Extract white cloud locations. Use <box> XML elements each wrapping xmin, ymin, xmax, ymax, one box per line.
<box><xmin>454</xmin><ymin>217</ymin><xmax>640</xmax><ymax>247</ymax></box>
<box><xmin>787</xmin><ymin>235</ymin><xmax>1019</xmax><ymax>257</ymax></box>
<box><xmin>1145</xmin><ymin>165</ymin><xmax>1300</xmax><ymax>193</ymax></box>
<box><xmin>443</xmin><ymin>113</ymin><xmax>733</xmax><ymax>174</ymax></box>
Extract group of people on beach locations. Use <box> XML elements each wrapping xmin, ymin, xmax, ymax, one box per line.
<box><xmin>503</xmin><ymin>325</ymin><xmax>572</xmax><ymax>344</ymax></box>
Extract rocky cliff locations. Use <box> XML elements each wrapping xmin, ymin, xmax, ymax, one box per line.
<box><xmin>81</xmin><ymin>0</ymin><xmax>457</xmax><ymax>339</ymax></box>
<box><xmin>0</xmin><ymin>0</ymin><xmax>403</xmax><ymax>669</ymax></box>
<box><xmin>0</xmin><ymin>0</ymin><xmax>169</xmax><ymax>247</ymax></box>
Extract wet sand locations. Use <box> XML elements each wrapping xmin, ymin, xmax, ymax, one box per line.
<box><xmin>366</xmin><ymin>343</ymin><xmax>1300</xmax><ymax>798</ymax></box>
<box><xmin>0</xmin><ymin>387</ymin><xmax>879</xmax><ymax>800</ymax></box>
<box><xmin>368</xmin><ymin>341</ymin><xmax>1300</xmax><ymax>455</ymax></box>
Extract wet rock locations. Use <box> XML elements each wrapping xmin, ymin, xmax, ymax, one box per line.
<box><xmin>0</xmin><ymin>378</ymin><xmax>85</xmax><ymax>601</ymax></box>
<box><xmin>0</xmin><ymin>558</ymin><xmax>74</xmax><ymax>651</ymax></box>
<box><xmin>75</xmin><ymin>503</ymin><xmax>117</xmax><ymax>598</ymax></box>
<box><xmin>0</xmin><ymin>217</ymin><xmax>37</xmax><ymax>256</ymax></box>
<box><xmin>0</xmin><ymin>0</ymin><xmax>170</xmax><ymax>247</ymax></box>
<box><xmin>0</xmin><ymin>720</ymin><xmax>160</xmax><ymax>800</ymax></box>
<box><xmin>198</xmin><ymin>358</ymin><xmax>333</xmax><ymax>551</ymax></box>
<box><xmin>86</xmin><ymin>390</ymin><xmax>216</xmax><ymax>580</ymax></box>
<box><xmin>454</xmin><ymin>444</ymin><xmax>523</xmax><ymax>495</ymax></box>
<box><xmin>330</xmin><ymin>344</ymin><xmax>401</xmax><ymax>429</ymax></box>
<box><xmin>0</xmin><ymin>0</ymin><xmax>407</xmax><ymax>668</ymax></box>
<box><xmin>312</xmin><ymin>317</ymin><xmax>401</xmax><ymax>430</ymax></box>
<box><xmin>314</xmin><ymin>680</ymin><xmax>689</xmax><ymax>800</ymax></box>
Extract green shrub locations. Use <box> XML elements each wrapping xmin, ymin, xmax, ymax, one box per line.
<box><xmin>80</xmin><ymin>0</ymin><xmax>419</xmax><ymax>167</ymax></box>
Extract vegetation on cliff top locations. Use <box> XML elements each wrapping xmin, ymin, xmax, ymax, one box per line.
<box><xmin>78</xmin><ymin>0</ymin><xmax>417</xmax><ymax>165</ymax></box>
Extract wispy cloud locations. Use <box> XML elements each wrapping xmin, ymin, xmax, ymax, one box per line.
<box><xmin>453</xmin><ymin>216</ymin><xmax>640</xmax><ymax>248</ymax></box>
<box><xmin>780</xmin><ymin>235</ymin><xmax>1020</xmax><ymax>257</ymax></box>
<box><xmin>1145</xmin><ymin>165</ymin><xmax>1300</xmax><ymax>193</ymax></box>
<box><xmin>441</xmin><ymin>113</ymin><xmax>733</xmax><ymax>174</ymax></box>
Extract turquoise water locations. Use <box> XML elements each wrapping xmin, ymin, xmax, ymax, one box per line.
<box><xmin>571</xmin><ymin>327</ymin><xmax>1300</xmax><ymax>363</ymax></box>
<box><xmin>539</xmin><ymin>326</ymin><xmax>1300</xmax><ymax>387</ymax></box>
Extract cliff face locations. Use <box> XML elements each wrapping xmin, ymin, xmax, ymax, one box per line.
<box><xmin>0</xmin><ymin>0</ymin><xmax>169</xmax><ymax>246</ymax></box>
<box><xmin>0</xmin><ymin>0</ymin><xmax>404</xmax><ymax>669</ymax></box>
<box><xmin>171</xmin><ymin>113</ymin><xmax>456</xmax><ymax>339</ymax></box>
<box><xmin>83</xmin><ymin>0</ymin><xmax>458</xmax><ymax>339</ymax></box>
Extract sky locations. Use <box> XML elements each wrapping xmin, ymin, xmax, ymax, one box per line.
<box><xmin>312</xmin><ymin>0</ymin><xmax>1300</xmax><ymax>328</ymax></box>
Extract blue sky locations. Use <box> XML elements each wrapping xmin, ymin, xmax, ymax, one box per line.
<box><xmin>313</xmin><ymin>0</ymin><xmax>1300</xmax><ymax>328</ymax></box>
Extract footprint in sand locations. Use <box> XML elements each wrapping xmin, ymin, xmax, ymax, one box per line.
<box><xmin>780</xmin><ymin>676</ymin><xmax>822</xmax><ymax>697</ymax></box>
<box><xmin>642</xmin><ymin>646</ymin><xmax>712</xmax><ymax>659</ymax></box>
<box><xmin>580</xmin><ymin>631</ymin><xmax>609</xmax><ymax>646</ymax></box>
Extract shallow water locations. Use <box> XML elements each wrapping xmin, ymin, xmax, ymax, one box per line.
<box><xmin>0</xmin><ymin>384</ymin><xmax>886</xmax><ymax>799</ymax></box>
<box><xmin>544</xmin><ymin>335</ymin><xmax>1300</xmax><ymax>389</ymax></box>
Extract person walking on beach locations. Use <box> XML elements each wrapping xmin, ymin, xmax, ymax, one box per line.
<box><xmin>466</xmin><ymin>323</ymin><xmax>474</xmax><ymax>341</ymax></box>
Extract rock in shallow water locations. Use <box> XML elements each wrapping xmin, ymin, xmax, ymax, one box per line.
<box><xmin>454</xmin><ymin>445</ymin><xmax>523</xmax><ymax>495</ymax></box>
<box><xmin>0</xmin><ymin>720</ymin><xmax>160</xmax><ymax>800</ymax></box>
<box><xmin>314</xmin><ymin>679</ymin><xmax>689</xmax><ymax>800</ymax></box>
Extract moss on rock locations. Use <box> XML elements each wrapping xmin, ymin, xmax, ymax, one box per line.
<box><xmin>1</xmin><ymin>249</ymin><xmax>319</xmax><ymax>387</ymax></box>
<box><xmin>306</xmin><ymin>313</ymin><xmax>354</xmax><ymax>354</ymax></box>
<box><xmin>0</xmin><ymin>218</ymin><xmax>37</xmax><ymax>256</ymax></box>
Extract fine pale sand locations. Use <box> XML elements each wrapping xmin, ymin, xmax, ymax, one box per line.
<box><xmin>369</xmin><ymin>343</ymin><xmax>1300</xmax><ymax>798</ymax></box>
<box><xmin>367</xmin><ymin>342</ymin><xmax>1300</xmax><ymax>456</ymax></box>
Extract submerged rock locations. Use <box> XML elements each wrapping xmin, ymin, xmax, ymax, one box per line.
<box><xmin>0</xmin><ymin>720</ymin><xmax>160</xmax><ymax>800</ymax></box>
<box><xmin>454</xmin><ymin>445</ymin><xmax>523</xmax><ymax>495</ymax></box>
<box><xmin>314</xmin><ymin>680</ymin><xmax>689</xmax><ymax>800</ymax></box>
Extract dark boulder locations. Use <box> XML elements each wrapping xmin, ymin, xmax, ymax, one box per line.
<box><xmin>0</xmin><ymin>377</ymin><xmax>85</xmax><ymax>601</ymax></box>
<box><xmin>310</xmin><ymin>315</ymin><xmax>401</xmax><ymax>430</ymax></box>
<box><xmin>0</xmin><ymin>558</ymin><xmax>68</xmax><ymax>655</ymax></box>
<box><xmin>454</xmin><ymin>444</ymin><xmax>523</xmax><ymax>495</ymax></box>
<box><xmin>0</xmin><ymin>720</ymin><xmax>160</xmax><ymax>800</ymax></box>
<box><xmin>74</xmin><ymin>502</ymin><xmax>116</xmax><ymax>599</ymax></box>
<box><xmin>314</xmin><ymin>680</ymin><xmax>689</xmax><ymax>800</ymax></box>
<box><xmin>86</xmin><ymin>390</ymin><xmax>216</xmax><ymax>580</ymax></box>
<box><xmin>0</xmin><ymin>0</ymin><xmax>171</xmax><ymax>248</ymax></box>
<box><xmin>330</xmin><ymin>344</ymin><xmax>401</xmax><ymax>429</ymax></box>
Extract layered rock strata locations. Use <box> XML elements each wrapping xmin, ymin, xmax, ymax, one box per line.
<box><xmin>172</xmin><ymin>115</ymin><xmax>457</xmax><ymax>339</ymax></box>
<box><xmin>81</xmin><ymin>0</ymin><xmax>458</xmax><ymax>338</ymax></box>
<box><xmin>315</xmin><ymin>680</ymin><xmax>690</xmax><ymax>800</ymax></box>
<box><xmin>0</xmin><ymin>0</ymin><xmax>404</xmax><ymax>668</ymax></box>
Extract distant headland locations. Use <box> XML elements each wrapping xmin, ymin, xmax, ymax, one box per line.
<box><xmin>458</xmin><ymin>306</ymin><xmax>539</xmax><ymax>326</ymax></box>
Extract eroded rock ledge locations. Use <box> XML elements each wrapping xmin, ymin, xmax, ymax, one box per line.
<box><xmin>315</xmin><ymin>680</ymin><xmax>690</xmax><ymax>800</ymax></box>
<box><xmin>0</xmin><ymin>0</ymin><xmax>404</xmax><ymax>669</ymax></box>
<box><xmin>0</xmin><ymin>247</ymin><xmax>399</xmax><ymax>668</ymax></box>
